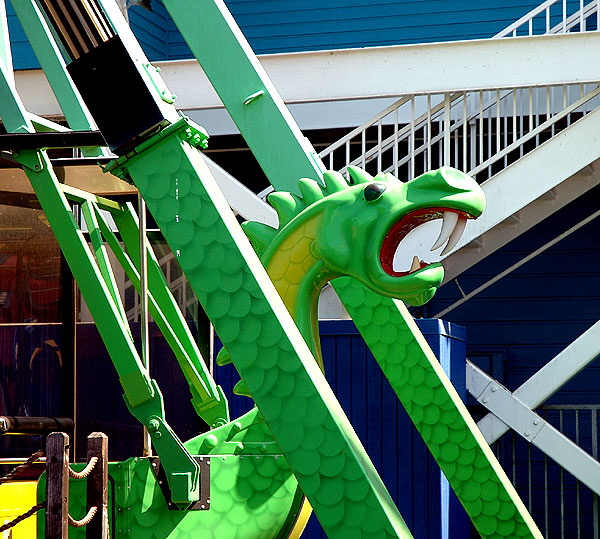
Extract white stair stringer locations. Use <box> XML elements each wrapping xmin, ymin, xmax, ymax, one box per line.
<box><xmin>442</xmin><ymin>107</ymin><xmax>600</xmax><ymax>284</ymax></box>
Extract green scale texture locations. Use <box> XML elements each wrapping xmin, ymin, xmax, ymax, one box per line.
<box><xmin>118</xmin><ymin>131</ymin><xmax>412</xmax><ymax>538</ymax></box>
<box><xmin>337</xmin><ymin>277</ymin><xmax>543</xmax><ymax>538</ymax></box>
<box><xmin>246</xmin><ymin>164</ymin><xmax>542</xmax><ymax>539</ymax></box>
<box><xmin>38</xmin><ymin>456</ymin><xmax>299</xmax><ymax>538</ymax></box>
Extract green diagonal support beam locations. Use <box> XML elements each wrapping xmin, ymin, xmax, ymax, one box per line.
<box><xmin>109</xmin><ymin>203</ymin><xmax>230</xmax><ymax>427</ymax></box>
<box><xmin>0</xmin><ymin>55</ymin><xmax>201</xmax><ymax>507</ymax></box>
<box><xmin>162</xmin><ymin>1</ymin><xmax>543</xmax><ymax>536</ymax></box>
<box><xmin>161</xmin><ymin>0</ymin><xmax>325</xmax><ymax>189</ymax></box>
<box><xmin>0</xmin><ymin>0</ymin><xmax>12</xmax><ymax>80</ymax></box>
<box><xmin>106</xmin><ymin>118</ymin><xmax>414</xmax><ymax>538</ymax></box>
<box><xmin>80</xmin><ymin>200</ymin><xmax>130</xmax><ymax>326</ymax></box>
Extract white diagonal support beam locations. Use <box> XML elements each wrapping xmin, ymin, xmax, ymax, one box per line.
<box><xmin>205</xmin><ymin>157</ymin><xmax>278</xmax><ymax>227</ymax></box>
<box><xmin>467</xmin><ymin>361</ymin><xmax>600</xmax><ymax>495</ymax></box>
<box><xmin>476</xmin><ymin>319</ymin><xmax>600</xmax><ymax>443</ymax></box>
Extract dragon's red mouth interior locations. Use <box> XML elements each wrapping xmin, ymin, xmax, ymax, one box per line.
<box><xmin>380</xmin><ymin>207</ymin><xmax>469</xmax><ymax>277</ymax></box>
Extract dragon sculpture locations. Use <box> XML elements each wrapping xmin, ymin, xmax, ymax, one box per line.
<box><xmin>205</xmin><ymin>165</ymin><xmax>540</xmax><ymax>539</ymax></box>
<box><xmin>73</xmin><ymin>164</ymin><xmax>540</xmax><ymax>538</ymax></box>
<box><xmin>240</xmin><ymin>165</ymin><xmax>484</xmax><ymax>370</ymax></box>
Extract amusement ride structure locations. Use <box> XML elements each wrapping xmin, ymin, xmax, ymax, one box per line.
<box><xmin>0</xmin><ymin>0</ymin><xmax>564</xmax><ymax>537</ymax></box>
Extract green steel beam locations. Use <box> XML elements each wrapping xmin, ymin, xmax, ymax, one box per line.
<box><xmin>162</xmin><ymin>1</ymin><xmax>543</xmax><ymax>536</ymax></box>
<box><xmin>0</xmin><ymin>0</ymin><xmax>12</xmax><ymax>80</ymax></box>
<box><xmin>106</xmin><ymin>118</ymin><xmax>414</xmax><ymax>538</ymax></box>
<box><xmin>80</xmin><ymin>200</ymin><xmax>130</xmax><ymax>326</ymax></box>
<box><xmin>161</xmin><ymin>0</ymin><xmax>325</xmax><ymax>188</ymax></box>
<box><xmin>0</xmin><ymin>56</ymin><xmax>31</xmax><ymax>133</ymax></box>
<box><xmin>110</xmin><ymin>204</ymin><xmax>230</xmax><ymax>427</ymax></box>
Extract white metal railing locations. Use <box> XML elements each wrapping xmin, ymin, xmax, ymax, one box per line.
<box><xmin>318</xmin><ymin>83</ymin><xmax>600</xmax><ymax>184</ymax></box>
<box><xmin>494</xmin><ymin>405</ymin><xmax>599</xmax><ymax>539</ymax></box>
<box><xmin>124</xmin><ymin>249</ymin><xmax>198</xmax><ymax>323</ymax></box>
<box><xmin>495</xmin><ymin>0</ymin><xmax>600</xmax><ymax>38</ymax></box>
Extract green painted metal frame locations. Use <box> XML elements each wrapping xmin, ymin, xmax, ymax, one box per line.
<box><xmin>161</xmin><ymin>1</ymin><xmax>542</xmax><ymax>537</ymax></box>
<box><xmin>0</xmin><ymin>0</ymin><xmax>542</xmax><ymax>536</ymax></box>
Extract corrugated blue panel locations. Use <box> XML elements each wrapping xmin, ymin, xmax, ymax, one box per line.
<box><xmin>161</xmin><ymin>0</ymin><xmax>561</xmax><ymax>59</ymax></box>
<box><xmin>7</xmin><ymin>0</ymin><xmax>585</xmax><ymax>68</ymax></box>
<box><xmin>128</xmin><ymin>4</ymin><xmax>170</xmax><ymax>61</ymax></box>
<box><xmin>215</xmin><ymin>318</ymin><xmax>469</xmax><ymax>538</ymax></box>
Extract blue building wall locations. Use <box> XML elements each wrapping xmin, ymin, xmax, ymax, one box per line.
<box><xmin>8</xmin><ymin>0</ymin><xmax>549</xmax><ymax>69</ymax></box>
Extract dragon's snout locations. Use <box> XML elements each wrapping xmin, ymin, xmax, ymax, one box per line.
<box><xmin>365</xmin><ymin>166</ymin><xmax>485</xmax><ymax>306</ymax></box>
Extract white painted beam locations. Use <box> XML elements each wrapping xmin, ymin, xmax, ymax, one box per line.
<box><xmin>476</xmin><ymin>319</ymin><xmax>600</xmax><ymax>443</ymax></box>
<box><xmin>159</xmin><ymin>33</ymin><xmax>600</xmax><ymax>108</ymax></box>
<box><xmin>16</xmin><ymin>33</ymin><xmax>600</xmax><ymax>120</ymax></box>
<box><xmin>204</xmin><ymin>156</ymin><xmax>278</xmax><ymax>226</ymax></box>
<box><xmin>467</xmin><ymin>361</ymin><xmax>600</xmax><ymax>495</ymax></box>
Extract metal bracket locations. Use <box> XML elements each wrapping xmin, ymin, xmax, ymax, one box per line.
<box><xmin>149</xmin><ymin>456</ymin><xmax>210</xmax><ymax>511</ymax></box>
<box><xmin>142</xmin><ymin>62</ymin><xmax>177</xmax><ymax>104</ymax></box>
<box><xmin>467</xmin><ymin>360</ymin><xmax>600</xmax><ymax>495</ymax></box>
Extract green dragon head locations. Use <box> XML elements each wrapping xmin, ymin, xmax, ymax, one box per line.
<box><xmin>245</xmin><ymin>166</ymin><xmax>485</xmax><ymax>306</ymax></box>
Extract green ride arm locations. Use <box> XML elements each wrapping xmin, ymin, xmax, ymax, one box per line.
<box><xmin>106</xmin><ymin>118</ymin><xmax>414</xmax><ymax>539</ymax></box>
<box><xmin>110</xmin><ymin>203</ymin><xmax>230</xmax><ymax>427</ymax></box>
<box><xmin>161</xmin><ymin>1</ymin><xmax>543</xmax><ymax>536</ymax></box>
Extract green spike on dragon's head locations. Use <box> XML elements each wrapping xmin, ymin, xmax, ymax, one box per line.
<box><xmin>246</xmin><ymin>165</ymin><xmax>485</xmax><ymax>307</ymax></box>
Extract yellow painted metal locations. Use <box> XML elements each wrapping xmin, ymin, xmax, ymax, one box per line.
<box><xmin>0</xmin><ymin>481</ymin><xmax>38</xmax><ymax>538</ymax></box>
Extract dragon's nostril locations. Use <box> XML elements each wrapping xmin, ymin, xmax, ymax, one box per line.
<box><xmin>363</xmin><ymin>182</ymin><xmax>387</xmax><ymax>203</ymax></box>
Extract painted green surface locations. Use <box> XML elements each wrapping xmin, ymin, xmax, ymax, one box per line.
<box><xmin>38</xmin><ymin>447</ymin><xmax>300</xmax><ymax>538</ymax></box>
<box><xmin>1</xmin><ymin>0</ymin><xmax>543</xmax><ymax>535</ymax></box>
<box><xmin>240</xmin><ymin>166</ymin><xmax>541</xmax><ymax>537</ymax></box>
<box><xmin>161</xmin><ymin>0</ymin><xmax>325</xmax><ymax>189</ymax></box>
<box><xmin>243</xmin><ymin>166</ymin><xmax>484</xmax><ymax>365</ymax></box>
<box><xmin>340</xmin><ymin>281</ymin><xmax>543</xmax><ymax>537</ymax></box>
<box><xmin>164</xmin><ymin>0</ymin><xmax>543</xmax><ymax>535</ymax></box>
<box><xmin>107</xmin><ymin>118</ymin><xmax>414</xmax><ymax>538</ymax></box>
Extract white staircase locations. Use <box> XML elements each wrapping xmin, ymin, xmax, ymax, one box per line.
<box><xmin>319</xmin><ymin>1</ymin><xmax>600</xmax><ymax>290</ymax></box>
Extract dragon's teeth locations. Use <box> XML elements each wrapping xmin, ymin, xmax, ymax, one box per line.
<box><xmin>440</xmin><ymin>216</ymin><xmax>467</xmax><ymax>256</ymax></box>
<box><xmin>431</xmin><ymin>211</ymin><xmax>459</xmax><ymax>251</ymax></box>
<box><xmin>409</xmin><ymin>256</ymin><xmax>421</xmax><ymax>273</ymax></box>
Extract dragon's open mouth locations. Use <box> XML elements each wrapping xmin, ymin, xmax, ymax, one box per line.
<box><xmin>380</xmin><ymin>207</ymin><xmax>471</xmax><ymax>277</ymax></box>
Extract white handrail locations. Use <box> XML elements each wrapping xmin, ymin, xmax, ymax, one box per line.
<box><xmin>319</xmin><ymin>82</ymin><xmax>600</xmax><ymax>186</ymax></box>
<box><xmin>495</xmin><ymin>0</ymin><xmax>560</xmax><ymax>37</ymax></box>
<box><xmin>495</xmin><ymin>0</ymin><xmax>598</xmax><ymax>38</ymax></box>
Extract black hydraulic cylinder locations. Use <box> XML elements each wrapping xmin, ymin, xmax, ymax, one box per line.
<box><xmin>0</xmin><ymin>416</ymin><xmax>74</xmax><ymax>435</ymax></box>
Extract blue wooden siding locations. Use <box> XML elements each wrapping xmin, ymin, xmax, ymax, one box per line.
<box><xmin>8</xmin><ymin>0</ymin><xmax>563</xmax><ymax>69</ymax></box>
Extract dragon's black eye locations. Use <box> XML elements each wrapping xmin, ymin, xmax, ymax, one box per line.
<box><xmin>363</xmin><ymin>182</ymin><xmax>387</xmax><ymax>203</ymax></box>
